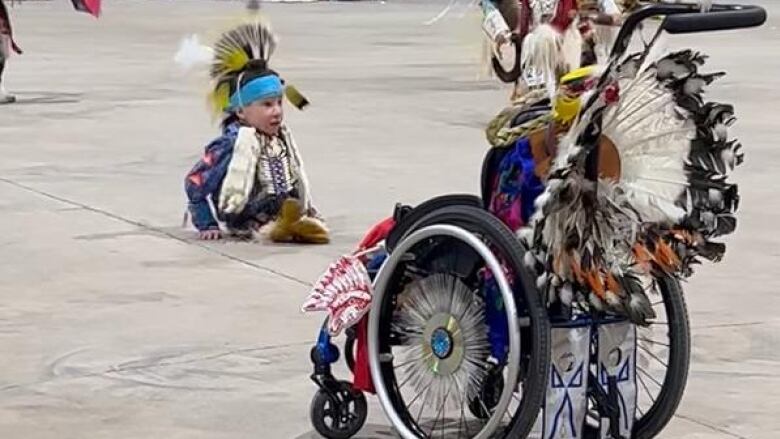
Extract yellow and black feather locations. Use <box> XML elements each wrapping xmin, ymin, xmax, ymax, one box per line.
<box><xmin>210</xmin><ymin>20</ymin><xmax>277</xmax><ymax>80</ymax></box>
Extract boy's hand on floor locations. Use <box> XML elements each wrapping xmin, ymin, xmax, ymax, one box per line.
<box><xmin>199</xmin><ymin>230</ymin><xmax>222</xmax><ymax>240</ymax></box>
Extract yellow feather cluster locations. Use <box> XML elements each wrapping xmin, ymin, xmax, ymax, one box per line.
<box><xmin>208</xmin><ymin>83</ymin><xmax>232</xmax><ymax>120</ymax></box>
<box><xmin>202</xmin><ymin>12</ymin><xmax>309</xmax><ymax>117</ymax></box>
<box><xmin>221</xmin><ymin>49</ymin><xmax>250</xmax><ymax>76</ymax></box>
<box><xmin>202</xmin><ymin>12</ymin><xmax>276</xmax><ymax>117</ymax></box>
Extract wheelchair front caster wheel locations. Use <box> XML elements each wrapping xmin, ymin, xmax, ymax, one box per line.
<box><xmin>310</xmin><ymin>380</ymin><xmax>367</xmax><ymax>439</ymax></box>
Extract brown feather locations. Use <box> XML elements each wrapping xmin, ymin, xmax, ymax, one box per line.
<box><xmin>605</xmin><ymin>273</ymin><xmax>622</xmax><ymax>297</ymax></box>
<box><xmin>632</xmin><ymin>243</ymin><xmax>654</xmax><ymax>272</ymax></box>
<box><xmin>585</xmin><ymin>268</ymin><xmax>606</xmax><ymax>299</ymax></box>
<box><xmin>569</xmin><ymin>254</ymin><xmax>587</xmax><ymax>284</ymax></box>
<box><xmin>654</xmin><ymin>239</ymin><xmax>681</xmax><ymax>271</ymax></box>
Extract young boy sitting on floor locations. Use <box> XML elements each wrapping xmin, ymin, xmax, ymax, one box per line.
<box><xmin>184</xmin><ymin>21</ymin><xmax>328</xmax><ymax>243</ymax></box>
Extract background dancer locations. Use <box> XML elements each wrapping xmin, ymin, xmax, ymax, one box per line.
<box><xmin>0</xmin><ymin>0</ymin><xmax>22</xmax><ymax>104</ymax></box>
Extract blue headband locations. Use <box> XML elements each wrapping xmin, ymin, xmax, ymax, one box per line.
<box><xmin>228</xmin><ymin>75</ymin><xmax>284</xmax><ymax>110</ymax></box>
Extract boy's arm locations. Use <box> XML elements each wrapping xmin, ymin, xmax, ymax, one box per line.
<box><xmin>184</xmin><ymin>140</ymin><xmax>233</xmax><ymax>231</ymax></box>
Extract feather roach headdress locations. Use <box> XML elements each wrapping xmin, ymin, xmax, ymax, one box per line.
<box><xmin>207</xmin><ymin>19</ymin><xmax>309</xmax><ymax>116</ymax></box>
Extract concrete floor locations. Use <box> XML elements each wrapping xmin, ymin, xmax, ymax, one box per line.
<box><xmin>0</xmin><ymin>1</ymin><xmax>778</xmax><ymax>438</ymax></box>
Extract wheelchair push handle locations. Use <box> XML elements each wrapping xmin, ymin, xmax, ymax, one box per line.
<box><xmin>664</xmin><ymin>3</ymin><xmax>767</xmax><ymax>33</ymax></box>
<box><xmin>610</xmin><ymin>2</ymin><xmax>767</xmax><ymax>59</ymax></box>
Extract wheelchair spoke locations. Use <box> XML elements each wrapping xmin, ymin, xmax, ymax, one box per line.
<box><xmin>639</xmin><ymin>337</ymin><xmax>669</xmax><ymax>347</ymax></box>
<box><xmin>395</xmin><ymin>352</ymin><xmax>431</xmax><ymax>372</ymax></box>
<box><xmin>416</xmin><ymin>385</ymin><xmax>433</xmax><ymax>425</ymax></box>
<box><xmin>637</xmin><ymin>370</ymin><xmax>657</xmax><ymax>405</ymax></box>
<box><xmin>406</xmin><ymin>373</ymin><xmax>434</xmax><ymax>408</ymax></box>
<box><xmin>429</xmin><ymin>385</ymin><xmax>451</xmax><ymax>437</ymax></box>
<box><xmin>451</xmin><ymin>375</ymin><xmax>472</xmax><ymax>439</ymax></box>
<box><xmin>397</xmin><ymin>367</ymin><xmax>419</xmax><ymax>391</ymax></box>
<box><xmin>638</xmin><ymin>343</ymin><xmax>668</xmax><ymax>368</ymax></box>
<box><xmin>638</xmin><ymin>366</ymin><xmax>664</xmax><ymax>388</ymax></box>
<box><xmin>396</xmin><ymin>350</ymin><xmax>430</xmax><ymax>394</ymax></box>
<box><xmin>477</xmin><ymin>396</ymin><xmax>492</xmax><ymax>425</ymax></box>
<box><xmin>429</xmin><ymin>395</ymin><xmax>442</xmax><ymax>436</ymax></box>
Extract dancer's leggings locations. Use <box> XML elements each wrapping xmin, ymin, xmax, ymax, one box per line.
<box><xmin>484</xmin><ymin>274</ymin><xmax>510</xmax><ymax>364</ymax></box>
<box><xmin>0</xmin><ymin>36</ymin><xmax>6</xmax><ymax>85</ymax></box>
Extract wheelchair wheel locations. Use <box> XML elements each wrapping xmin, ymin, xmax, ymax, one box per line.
<box><xmin>584</xmin><ymin>274</ymin><xmax>690</xmax><ymax>438</ymax></box>
<box><xmin>368</xmin><ymin>205</ymin><xmax>550</xmax><ymax>439</ymax></box>
<box><xmin>310</xmin><ymin>380</ymin><xmax>368</xmax><ymax>439</ymax></box>
<box><xmin>632</xmin><ymin>275</ymin><xmax>691</xmax><ymax>438</ymax></box>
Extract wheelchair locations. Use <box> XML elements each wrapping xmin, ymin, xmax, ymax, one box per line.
<box><xmin>305</xmin><ymin>3</ymin><xmax>766</xmax><ymax>438</ymax></box>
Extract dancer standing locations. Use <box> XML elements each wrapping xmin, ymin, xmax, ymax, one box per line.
<box><xmin>0</xmin><ymin>0</ymin><xmax>22</xmax><ymax>104</ymax></box>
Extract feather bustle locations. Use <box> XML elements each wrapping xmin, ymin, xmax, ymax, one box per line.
<box><xmin>526</xmin><ymin>49</ymin><xmax>743</xmax><ymax>323</ymax></box>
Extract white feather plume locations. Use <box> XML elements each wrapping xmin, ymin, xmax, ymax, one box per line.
<box><xmin>521</xmin><ymin>23</ymin><xmax>563</xmax><ymax>97</ymax></box>
<box><xmin>174</xmin><ymin>34</ymin><xmax>214</xmax><ymax>72</ymax></box>
<box><xmin>524</xmin><ymin>249</ymin><xmax>537</xmax><ymax>269</ymax></box>
<box><xmin>560</xmin><ymin>19</ymin><xmax>583</xmax><ymax>73</ymax></box>
<box><xmin>601</xmin><ymin>69</ymin><xmax>695</xmax><ymax>223</ymax></box>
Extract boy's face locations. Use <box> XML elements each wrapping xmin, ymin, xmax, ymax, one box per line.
<box><xmin>238</xmin><ymin>97</ymin><xmax>284</xmax><ymax>136</ymax></box>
